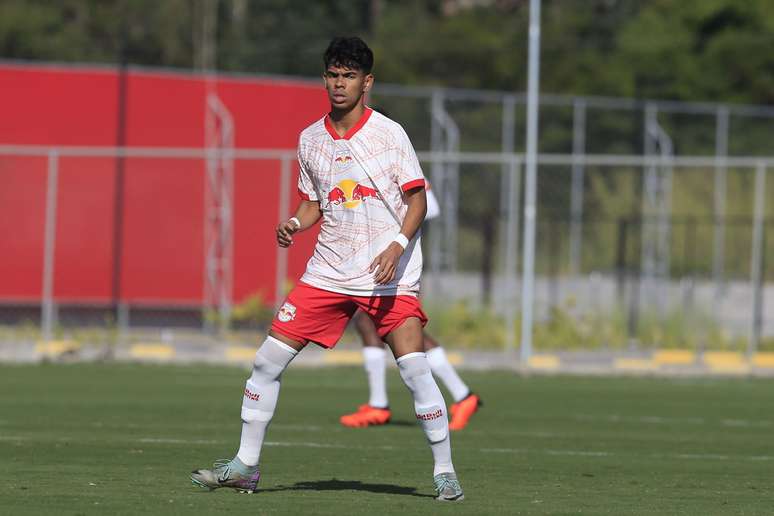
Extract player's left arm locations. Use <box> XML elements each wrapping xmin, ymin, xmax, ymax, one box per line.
<box><xmin>370</xmin><ymin>186</ymin><xmax>427</xmax><ymax>285</ymax></box>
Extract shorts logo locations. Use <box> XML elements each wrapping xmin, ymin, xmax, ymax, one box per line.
<box><xmin>277</xmin><ymin>302</ymin><xmax>297</xmax><ymax>323</ymax></box>
<box><xmin>416</xmin><ymin>408</ymin><xmax>444</xmax><ymax>421</ymax></box>
<box><xmin>244</xmin><ymin>388</ymin><xmax>261</xmax><ymax>401</ymax></box>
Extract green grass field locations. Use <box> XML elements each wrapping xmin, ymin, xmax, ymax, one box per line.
<box><xmin>1</xmin><ymin>363</ymin><xmax>773</xmax><ymax>515</ymax></box>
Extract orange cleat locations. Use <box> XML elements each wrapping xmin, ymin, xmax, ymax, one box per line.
<box><xmin>449</xmin><ymin>393</ymin><xmax>482</xmax><ymax>431</ymax></box>
<box><xmin>340</xmin><ymin>404</ymin><xmax>392</xmax><ymax>428</ymax></box>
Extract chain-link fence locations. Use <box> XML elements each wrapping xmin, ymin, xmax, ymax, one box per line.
<box><xmin>417</xmin><ymin>152</ymin><xmax>772</xmax><ymax>358</ymax></box>
<box><xmin>1</xmin><ymin>145</ymin><xmax>770</xmax><ymax>363</ymax></box>
<box><xmin>2</xmin><ymin>78</ymin><xmax>774</xmax><ymax>363</ymax></box>
<box><xmin>0</xmin><ymin>146</ymin><xmax>298</xmax><ymax>360</ymax></box>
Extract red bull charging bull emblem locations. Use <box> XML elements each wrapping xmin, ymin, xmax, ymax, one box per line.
<box><xmin>326</xmin><ymin>179</ymin><xmax>379</xmax><ymax>209</ymax></box>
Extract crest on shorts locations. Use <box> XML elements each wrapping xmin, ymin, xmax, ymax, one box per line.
<box><xmin>277</xmin><ymin>302</ymin><xmax>297</xmax><ymax>323</ymax></box>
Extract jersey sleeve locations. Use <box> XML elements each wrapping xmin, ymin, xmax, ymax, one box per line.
<box><xmin>425</xmin><ymin>182</ymin><xmax>440</xmax><ymax>220</ymax></box>
<box><xmin>296</xmin><ymin>141</ymin><xmax>318</xmax><ymax>201</ymax></box>
<box><xmin>393</xmin><ymin>126</ymin><xmax>425</xmax><ymax>192</ymax></box>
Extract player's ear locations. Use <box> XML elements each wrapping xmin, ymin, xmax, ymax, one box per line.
<box><xmin>363</xmin><ymin>74</ymin><xmax>374</xmax><ymax>93</ymax></box>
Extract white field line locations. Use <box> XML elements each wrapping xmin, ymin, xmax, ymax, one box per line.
<box><xmin>574</xmin><ymin>414</ymin><xmax>773</xmax><ymax>428</ymax></box>
<box><xmin>480</xmin><ymin>447</ymin><xmax>774</xmax><ymax>462</ymax></box>
<box><xmin>2</xmin><ymin>434</ymin><xmax>771</xmax><ymax>462</ymax></box>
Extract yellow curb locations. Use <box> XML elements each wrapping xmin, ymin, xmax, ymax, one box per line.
<box><xmin>528</xmin><ymin>354</ymin><xmax>559</xmax><ymax>370</ymax></box>
<box><xmin>703</xmin><ymin>352</ymin><xmax>750</xmax><ymax>373</ymax></box>
<box><xmin>36</xmin><ymin>340</ymin><xmax>80</xmax><ymax>355</ymax></box>
<box><xmin>130</xmin><ymin>343</ymin><xmax>175</xmax><ymax>360</ymax></box>
<box><xmin>446</xmin><ymin>352</ymin><xmax>463</xmax><ymax>366</ymax></box>
<box><xmin>614</xmin><ymin>358</ymin><xmax>657</xmax><ymax>371</ymax></box>
<box><xmin>323</xmin><ymin>350</ymin><xmax>363</xmax><ymax>365</ymax></box>
<box><xmin>226</xmin><ymin>346</ymin><xmax>256</xmax><ymax>362</ymax></box>
<box><xmin>653</xmin><ymin>349</ymin><xmax>695</xmax><ymax>365</ymax></box>
<box><xmin>752</xmin><ymin>352</ymin><xmax>774</xmax><ymax>369</ymax></box>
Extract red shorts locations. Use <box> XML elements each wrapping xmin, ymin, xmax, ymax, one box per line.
<box><xmin>270</xmin><ymin>282</ymin><xmax>428</xmax><ymax>348</ymax></box>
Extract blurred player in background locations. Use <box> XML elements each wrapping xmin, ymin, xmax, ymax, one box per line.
<box><xmin>191</xmin><ymin>36</ymin><xmax>464</xmax><ymax>502</ymax></box>
<box><xmin>340</xmin><ymin>181</ymin><xmax>482</xmax><ymax>431</ymax></box>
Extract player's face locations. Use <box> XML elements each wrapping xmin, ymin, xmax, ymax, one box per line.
<box><xmin>323</xmin><ymin>65</ymin><xmax>372</xmax><ymax>111</ymax></box>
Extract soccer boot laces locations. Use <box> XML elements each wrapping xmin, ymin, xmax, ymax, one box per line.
<box><xmin>433</xmin><ymin>472</ymin><xmax>464</xmax><ymax>502</ymax></box>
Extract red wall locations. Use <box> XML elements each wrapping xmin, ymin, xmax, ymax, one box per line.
<box><xmin>0</xmin><ymin>63</ymin><xmax>325</xmax><ymax>306</ymax></box>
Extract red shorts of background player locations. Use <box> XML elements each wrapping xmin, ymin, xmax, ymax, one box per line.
<box><xmin>270</xmin><ymin>282</ymin><xmax>428</xmax><ymax>348</ymax></box>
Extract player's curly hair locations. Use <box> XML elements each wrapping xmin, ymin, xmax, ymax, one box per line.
<box><xmin>323</xmin><ymin>37</ymin><xmax>374</xmax><ymax>74</ymax></box>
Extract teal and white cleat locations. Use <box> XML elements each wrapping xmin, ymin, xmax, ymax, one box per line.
<box><xmin>190</xmin><ymin>458</ymin><xmax>260</xmax><ymax>494</ymax></box>
<box><xmin>433</xmin><ymin>472</ymin><xmax>464</xmax><ymax>502</ymax></box>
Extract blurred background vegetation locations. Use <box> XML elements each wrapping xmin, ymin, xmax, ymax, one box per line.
<box><xmin>1</xmin><ymin>0</ymin><xmax>773</xmax><ymax>104</ymax></box>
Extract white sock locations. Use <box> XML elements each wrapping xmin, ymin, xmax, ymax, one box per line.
<box><xmin>426</xmin><ymin>347</ymin><xmax>470</xmax><ymax>403</ymax></box>
<box><xmin>397</xmin><ymin>352</ymin><xmax>454</xmax><ymax>477</ymax></box>
<box><xmin>236</xmin><ymin>336</ymin><xmax>298</xmax><ymax>467</ymax></box>
<box><xmin>363</xmin><ymin>346</ymin><xmax>388</xmax><ymax>408</ymax></box>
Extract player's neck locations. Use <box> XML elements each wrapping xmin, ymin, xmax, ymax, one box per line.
<box><xmin>328</xmin><ymin>101</ymin><xmax>367</xmax><ymax>137</ymax></box>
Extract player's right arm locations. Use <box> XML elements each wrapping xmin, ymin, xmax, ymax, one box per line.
<box><xmin>276</xmin><ymin>200</ymin><xmax>322</xmax><ymax>248</ymax></box>
<box><xmin>278</xmin><ymin>136</ymin><xmax>323</xmax><ymax>247</ymax></box>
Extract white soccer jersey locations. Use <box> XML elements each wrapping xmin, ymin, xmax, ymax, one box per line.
<box><xmin>296</xmin><ymin>108</ymin><xmax>426</xmax><ymax>297</ymax></box>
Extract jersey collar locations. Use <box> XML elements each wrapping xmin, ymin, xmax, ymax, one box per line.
<box><xmin>325</xmin><ymin>107</ymin><xmax>373</xmax><ymax>141</ymax></box>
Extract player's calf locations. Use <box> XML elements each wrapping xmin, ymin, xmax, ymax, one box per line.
<box><xmin>397</xmin><ymin>352</ymin><xmax>449</xmax><ymax>444</ymax></box>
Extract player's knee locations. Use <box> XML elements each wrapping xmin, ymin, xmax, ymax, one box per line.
<box><xmin>249</xmin><ymin>336</ymin><xmax>297</xmax><ymax>384</ymax></box>
<box><xmin>397</xmin><ymin>352</ymin><xmax>434</xmax><ymax>392</ymax></box>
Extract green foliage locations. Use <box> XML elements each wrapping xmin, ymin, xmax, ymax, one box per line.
<box><xmin>426</xmin><ymin>298</ymin><xmax>754</xmax><ymax>352</ymax></box>
<box><xmin>425</xmin><ymin>300</ymin><xmax>506</xmax><ymax>349</ymax></box>
<box><xmin>230</xmin><ymin>291</ymin><xmax>274</xmax><ymax>329</ymax></box>
<box><xmin>3</xmin><ymin>1</ymin><xmax>774</xmax><ymax>105</ymax></box>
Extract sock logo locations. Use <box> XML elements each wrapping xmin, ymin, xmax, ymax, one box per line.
<box><xmin>244</xmin><ymin>388</ymin><xmax>261</xmax><ymax>401</ymax></box>
<box><xmin>416</xmin><ymin>408</ymin><xmax>443</xmax><ymax>421</ymax></box>
<box><xmin>277</xmin><ymin>302</ymin><xmax>297</xmax><ymax>322</ymax></box>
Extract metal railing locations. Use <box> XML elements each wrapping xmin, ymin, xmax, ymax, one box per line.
<box><xmin>1</xmin><ymin>144</ymin><xmax>770</xmax><ymax>361</ymax></box>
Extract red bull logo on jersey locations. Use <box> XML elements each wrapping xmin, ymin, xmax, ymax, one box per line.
<box><xmin>326</xmin><ymin>179</ymin><xmax>379</xmax><ymax>209</ymax></box>
<box><xmin>334</xmin><ymin>151</ymin><xmax>354</xmax><ymax>171</ymax></box>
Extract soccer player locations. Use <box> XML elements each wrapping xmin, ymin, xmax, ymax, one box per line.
<box><xmin>340</xmin><ymin>185</ymin><xmax>482</xmax><ymax>431</ymax></box>
<box><xmin>191</xmin><ymin>36</ymin><xmax>464</xmax><ymax>502</ymax></box>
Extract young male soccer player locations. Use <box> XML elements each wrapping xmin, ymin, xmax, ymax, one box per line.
<box><xmin>341</xmin><ymin>185</ymin><xmax>482</xmax><ymax>431</ymax></box>
<box><xmin>190</xmin><ymin>36</ymin><xmax>464</xmax><ymax>502</ymax></box>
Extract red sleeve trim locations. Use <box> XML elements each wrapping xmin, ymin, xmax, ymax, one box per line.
<box><xmin>401</xmin><ymin>178</ymin><xmax>426</xmax><ymax>192</ymax></box>
<box><xmin>297</xmin><ymin>188</ymin><xmax>311</xmax><ymax>201</ymax></box>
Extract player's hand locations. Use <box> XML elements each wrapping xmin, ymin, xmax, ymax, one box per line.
<box><xmin>369</xmin><ymin>242</ymin><xmax>404</xmax><ymax>285</ymax></box>
<box><xmin>276</xmin><ymin>219</ymin><xmax>300</xmax><ymax>247</ymax></box>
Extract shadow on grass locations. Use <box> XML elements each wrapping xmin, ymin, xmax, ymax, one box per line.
<box><xmin>261</xmin><ymin>478</ymin><xmax>434</xmax><ymax>498</ymax></box>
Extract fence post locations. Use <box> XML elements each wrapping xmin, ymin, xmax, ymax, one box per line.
<box><xmin>275</xmin><ymin>155</ymin><xmax>292</xmax><ymax>309</ymax></box>
<box><xmin>520</xmin><ymin>0</ymin><xmax>542</xmax><ymax>367</ymax></box>
<box><xmin>429</xmin><ymin>88</ymin><xmax>445</xmax><ymax>297</ymax></box>
<box><xmin>500</xmin><ymin>94</ymin><xmax>517</xmax><ymax>308</ymax></box>
<box><xmin>569</xmin><ymin>97</ymin><xmax>586</xmax><ymax>275</ymax></box>
<box><xmin>42</xmin><ymin>149</ymin><xmax>59</xmax><ymax>343</ymax></box>
<box><xmin>749</xmin><ymin>162</ymin><xmax>766</xmax><ymax>356</ymax></box>
<box><xmin>615</xmin><ymin>217</ymin><xmax>628</xmax><ymax>302</ymax></box>
<box><xmin>713</xmin><ymin>106</ymin><xmax>729</xmax><ymax>318</ymax></box>
<box><xmin>504</xmin><ymin>157</ymin><xmax>521</xmax><ymax>358</ymax></box>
